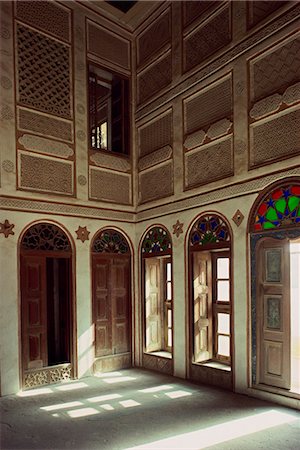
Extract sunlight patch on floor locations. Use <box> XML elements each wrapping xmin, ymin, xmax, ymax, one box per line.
<box><xmin>67</xmin><ymin>407</ymin><xmax>100</xmax><ymax>418</ymax></box>
<box><xmin>87</xmin><ymin>393</ymin><xmax>122</xmax><ymax>403</ymax></box>
<box><xmin>139</xmin><ymin>385</ymin><xmax>174</xmax><ymax>393</ymax></box>
<box><xmin>17</xmin><ymin>387</ymin><xmax>53</xmax><ymax>397</ymax></box>
<box><xmin>41</xmin><ymin>401</ymin><xmax>83</xmax><ymax>411</ymax></box>
<box><xmin>165</xmin><ymin>390</ymin><xmax>192</xmax><ymax>399</ymax></box>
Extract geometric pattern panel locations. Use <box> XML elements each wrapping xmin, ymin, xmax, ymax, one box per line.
<box><xmin>19</xmin><ymin>152</ymin><xmax>73</xmax><ymax>195</ymax></box>
<box><xmin>87</xmin><ymin>22</ymin><xmax>130</xmax><ymax>70</ymax></box>
<box><xmin>189</xmin><ymin>214</ymin><xmax>230</xmax><ymax>247</ymax></box>
<box><xmin>24</xmin><ymin>364</ymin><xmax>72</xmax><ymax>389</ymax></box>
<box><xmin>184</xmin><ymin>76</ymin><xmax>232</xmax><ymax>135</ymax></box>
<box><xmin>16</xmin><ymin>24</ymin><xmax>72</xmax><ymax>119</ymax></box>
<box><xmin>252</xmin><ymin>184</ymin><xmax>300</xmax><ymax>232</ymax></box>
<box><xmin>250</xmin><ymin>108</ymin><xmax>300</xmax><ymax>167</ymax></box>
<box><xmin>93</xmin><ymin>229</ymin><xmax>130</xmax><ymax>254</ymax></box>
<box><xmin>250</xmin><ymin>35</ymin><xmax>300</xmax><ymax>103</ymax></box>
<box><xmin>142</xmin><ymin>353</ymin><xmax>173</xmax><ymax>375</ymax></box>
<box><xmin>90</xmin><ymin>168</ymin><xmax>131</xmax><ymax>205</ymax></box>
<box><xmin>15</xmin><ymin>1</ymin><xmax>71</xmax><ymax>42</ymax></box>
<box><xmin>186</xmin><ymin>137</ymin><xmax>233</xmax><ymax>188</ymax></box>
<box><xmin>247</xmin><ymin>1</ymin><xmax>286</xmax><ymax>29</ymax></box>
<box><xmin>141</xmin><ymin>226</ymin><xmax>172</xmax><ymax>255</ymax></box>
<box><xmin>139</xmin><ymin>111</ymin><xmax>172</xmax><ymax>157</ymax></box>
<box><xmin>90</xmin><ymin>152</ymin><xmax>131</xmax><ymax>173</ymax></box>
<box><xmin>137</xmin><ymin>9</ymin><xmax>171</xmax><ymax>67</ymax></box>
<box><xmin>18</xmin><ymin>134</ymin><xmax>73</xmax><ymax>159</ymax></box>
<box><xmin>183</xmin><ymin>6</ymin><xmax>231</xmax><ymax>73</ymax></box>
<box><xmin>17</xmin><ymin>108</ymin><xmax>73</xmax><ymax>142</ymax></box>
<box><xmin>138</xmin><ymin>145</ymin><xmax>172</xmax><ymax>171</ymax></box>
<box><xmin>21</xmin><ymin>223</ymin><xmax>71</xmax><ymax>252</ymax></box>
<box><xmin>139</xmin><ymin>162</ymin><xmax>173</xmax><ymax>204</ymax></box>
<box><xmin>138</xmin><ymin>52</ymin><xmax>172</xmax><ymax>105</ymax></box>
<box><xmin>183</xmin><ymin>1</ymin><xmax>217</xmax><ymax>29</ymax></box>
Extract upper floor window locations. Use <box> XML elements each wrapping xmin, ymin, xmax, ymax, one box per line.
<box><xmin>88</xmin><ymin>65</ymin><xmax>129</xmax><ymax>155</ymax></box>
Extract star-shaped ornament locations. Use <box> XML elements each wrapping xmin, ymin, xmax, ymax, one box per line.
<box><xmin>76</xmin><ymin>226</ymin><xmax>90</xmax><ymax>242</ymax></box>
<box><xmin>0</xmin><ymin>219</ymin><xmax>15</xmax><ymax>238</ymax></box>
<box><xmin>172</xmin><ymin>220</ymin><xmax>183</xmax><ymax>238</ymax></box>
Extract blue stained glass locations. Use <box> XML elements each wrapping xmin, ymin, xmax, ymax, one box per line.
<box><xmin>190</xmin><ymin>215</ymin><xmax>230</xmax><ymax>247</ymax></box>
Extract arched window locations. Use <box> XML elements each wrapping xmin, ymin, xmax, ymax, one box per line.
<box><xmin>189</xmin><ymin>214</ymin><xmax>232</xmax><ymax>368</ymax></box>
<box><xmin>250</xmin><ymin>180</ymin><xmax>300</xmax><ymax>394</ymax></box>
<box><xmin>141</xmin><ymin>226</ymin><xmax>173</xmax><ymax>356</ymax></box>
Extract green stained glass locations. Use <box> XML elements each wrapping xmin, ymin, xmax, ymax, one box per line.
<box><xmin>189</xmin><ymin>214</ymin><xmax>230</xmax><ymax>247</ymax></box>
<box><xmin>93</xmin><ymin>229</ymin><xmax>129</xmax><ymax>254</ymax></box>
<box><xmin>253</xmin><ymin>184</ymin><xmax>300</xmax><ymax>232</ymax></box>
<box><xmin>288</xmin><ymin>196</ymin><xmax>299</xmax><ymax>212</ymax></box>
<box><xmin>263</xmin><ymin>222</ymin><xmax>276</xmax><ymax>229</ymax></box>
<box><xmin>265</xmin><ymin>207</ymin><xmax>278</xmax><ymax>222</ymax></box>
<box><xmin>142</xmin><ymin>227</ymin><xmax>172</xmax><ymax>255</ymax></box>
<box><xmin>275</xmin><ymin>198</ymin><xmax>286</xmax><ymax>214</ymax></box>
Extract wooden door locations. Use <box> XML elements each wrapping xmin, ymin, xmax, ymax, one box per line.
<box><xmin>257</xmin><ymin>239</ymin><xmax>291</xmax><ymax>389</ymax></box>
<box><xmin>93</xmin><ymin>257</ymin><xmax>111</xmax><ymax>357</ymax></box>
<box><xmin>93</xmin><ymin>255</ymin><xmax>130</xmax><ymax>357</ymax></box>
<box><xmin>192</xmin><ymin>252</ymin><xmax>212</xmax><ymax>362</ymax></box>
<box><xmin>21</xmin><ymin>256</ymin><xmax>47</xmax><ymax>370</ymax></box>
<box><xmin>111</xmin><ymin>257</ymin><xmax>130</xmax><ymax>354</ymax></box>
<box><xmin>145</xmin><ymin>258</ymin><xmax>162</xmax><ymax>352</ymax></box>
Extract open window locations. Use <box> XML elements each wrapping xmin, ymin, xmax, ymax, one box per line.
<box><xmin>250</xmin><ymin>182</ymin><xmax>300</xmax><ymax>395</ymax></box>
<box><xmin>88</xmin><ymin>64</ymin><xmax>129</xmax><ymax>155</ymax></box>
<box><xmin>190</xmin><ymin>214</ymin><xmax>232</xmax><ymax>369</ymax></box>
<box><xmin>142</xmin><ymin>227</ymin><xmax>173</xmax><ymax>357</ymax></box>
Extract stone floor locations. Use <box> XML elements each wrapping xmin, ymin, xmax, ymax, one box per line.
<box><xmin>1</xmin><ymin>368</ymin><xmax>300</xmax><ymax>450</ymax></box>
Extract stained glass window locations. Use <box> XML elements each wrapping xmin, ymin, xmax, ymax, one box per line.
<box><xmin>141</xmin><ymin>227</ymin><xmax>172</xmax><ymax>255</ymax></box>
<box><xmin>189</xmin><ymin>215</ymin><xmax>230</xmax><ymax>247</ymax></box>
<box><xmin>93</xmin><ymin>229</ymin><xmax>129</xmax><ymax>254</ymax></box>
<box><xmin>21</xmin><ymin>223</ymin><xmax>70</xmax><ymax>251</ymax></box>
<box><xmin>253</xmin><ymin>185</ymin><xmax>300</xmax><ymax>232</ymax></box>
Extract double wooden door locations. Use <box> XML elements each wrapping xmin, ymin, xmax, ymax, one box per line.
<box><xmin>93</xmin><ymin>255</ymin><xmax>131</xmax><ymax>359</ymax></box>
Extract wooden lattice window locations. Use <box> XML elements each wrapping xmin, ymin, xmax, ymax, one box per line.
<box><xmin>252</xmin><ymin>184</ymin><xmax>300</xmax><ymax>232</ymax></box>
<box><xmin>21</xmin><ymin>223</ymin><xmax>70</xmax><ymax>252</ymax></box>
<box><xmin>92</xmin><ymin>229</ymin><xmax>130</xmax><ymax>254</ymax></box>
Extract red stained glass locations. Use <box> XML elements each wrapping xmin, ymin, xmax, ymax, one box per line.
<box><xmin>258</xmin><ymin>203</ymin><xmax>267</xmax><ymax>215</ymax></box>
<box><xmin>272</xmin><ymin>189</ymin><xmax>283</xmax><ymax>200</ymax></box>
<box><xmin>291</xmin><ymin>186</ymin><xmax>300</xmax><ymax>196</ymax></box>
<box><xmin>254</xmin><ymin>223</ymin><xmax>262</xmax><ymax>231</ymax></box>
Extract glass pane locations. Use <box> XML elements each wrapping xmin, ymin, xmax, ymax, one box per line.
<box><xmin>218</xmin><ymin>335</ymin><xmax>230</xmax><ymax>357</ymax></box>
<box><xmin>168</xmin><ymin>309</ymin><xmax>172</xmax><ymax>327</ymax></box>
<box><xmin>217</xmin><ymin>280</ymin><xmax>230</xmax><ymax>301</ymax></box>
<box><xmin>168</xmin><ymin>329</ymin><xmax>172</xmax><ymax>348</ymax></box>
<box><xmin>218</xmin><ymin>313</ymin><xmax>230</xmax><ymax>334</ymax></box>
<box><xmin>166</xmin><ymin>262</ymin><xmax>172</xmax><ymax>281</ymax></box>
<box><xmin>167</xmin><ymin>282</ymin><xmax>172</xmax><ymax>300</ymax></box>
<box><xmin>217</xmin><ymin>258</ymin><xmax>229</xmax><ymax>279</ymax></box>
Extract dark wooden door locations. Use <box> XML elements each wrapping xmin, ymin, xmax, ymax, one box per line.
<box><xmin>93</xmin><ymin>255</ymin><xmax>131</xmax><ymax>358</ymax></box>
<box><xmin>21</xmin><ymin>255</ymin><xmax>48</xmax><ymax>370</ymax></box>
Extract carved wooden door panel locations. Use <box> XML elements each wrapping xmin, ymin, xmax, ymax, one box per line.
<box><xmin>257</xmin><ymin>239</ymin><xmax>291</xmax><ymax>389</ymax></box>
<box><xmin>93</xmin><ymin>257</ymin><xmax>112</xmax><ymax>357</ymax></box>
<box><xmin>145</xmin><ymin>258</ymin><xmax>162</xmax><ymax>352</ymax></box>
<box><xmin>111</xmin><ymin>257</ymin><xmax>130</xmax><ymax>354</ymax></box>
<box><xmin>192</xmin><ymin>251</ymin><xmax>212</xmax><ymax>362</ymax></box>
<box><xmin>93</xmin><ymin>255</ymin><xmax>130</xmax><ymax>357</ymax></box>
<box><xmin>21</xmin><ymin>255</ymin><xmax>47</xmax><ymax>370</ymax></box>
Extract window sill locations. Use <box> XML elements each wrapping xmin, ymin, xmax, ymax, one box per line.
<box><xmin>146</xmin><ymin>351</ymin><xmax>172</xmax><ymax>359</ymax></box>
<box><xmin>195</xmin><ymin>361</ymin><xmax>231</xmax><ymax>372</ymax></box>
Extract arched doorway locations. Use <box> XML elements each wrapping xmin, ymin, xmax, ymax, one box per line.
<box><xmin>91</xmin><ymin>229</ymin><xmax>132</xmax><ymax>373</ymax></box>
<box><xmin>249</xmin><ymin>180</ymin><xmax>300</xmax><ymax>394</ymax></box>
<box><xmin>20</xmin><ymin>222</ymin><xmax>74</xmax><ymax>389</ymax></box>
<box><xmin>188</xmin><ymin>213</ymin><xmax>233</xmax><ymax>389</ymax></box>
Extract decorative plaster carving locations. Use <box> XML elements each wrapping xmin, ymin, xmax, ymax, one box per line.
<box><xmin>90</xmin><ymin>168</ymin><xmax>131</xmax><ymax>204</ymax></box>
<box><xmin>77</xmin><ymin>175</ymin><xmax>87</xmax><ymax>186</ymax></box>
<box><xmin>76</xmin><ymin>130</ymin><xmax>86</xmax><ymax>141</ymax></box>
<box><xmin>172</xmin><ymin>220</ymin><xmax>184</xmax><ymax>238</ymax></box>
<box><xmin>232</xmin><ymin>209</ymin><xmax>244</xmax><ymax>227</ymax></box>
<box><xmin>138</xmin><ymin>52</ymin><xmax>172</xmax><ymax>104</ymax></box>
<box><xmin>76</xmin><ymin>226</ymin><xmax>90</xmax><ymax>243</ymax></box>
<box><xmin>1</xmin><ymin>76</ymin><xmax>12</xmax><ymax>89</ymax></box>
<box><xmin>0</xmin><ymin>105</ymin><xmax>13</xmax><ymax>120</ymax></box>
<box><xmin>207</xmin><ymin>118</ymin><xmax>232</xmax><ymax>140</ymax></box>
<box><xmin>139</xmin><ymin>162</ymin><xmax>173</xmax><ymax>204</ymax></box>
<box><xmin>184</xmin><ymin>130</ymin><xmax>206</xmax><ymax>150</ymax></box>
<box><xmin>16</xmin><ymin>24</ymin><xmax>72</xmax><ymax>119</ymax></box>
<box><xmin>139</xmin><ymin>111</ymin><xmax>172</xmax><ymax>157</ymax></box>
<box><xmin>250</xmin><ymin>94</ymin><xmax>282</xmax><ymax>120</ymax></box>
<box><xmin>90</xmin><ymin>152</ymin><xmax>131</xmax><ymax>173</ymax></box>
<box><xmin>2</xmin><ymin>160</ymin><xmax>14</xmax><ymax>173</ymax></box>
<box><xmin>19</xmin><ymin>134</ymin><xmax>73</xmax><ymax>158</ymax></box>
<box><xmin>0</xmin><ymin>220</ymin><xmax>15</xmax><ymax>238</ymax></box>
<box><xmin>76</xmin><ymin>104</ymin><xmax>85</xmax><ymax>114</ymax></box>
<box><xmin>283</xmin><ymin>82</ymin><xmax>300</xmax><ymax>106</ymax></box>
<box><xmin>138</xmin><ymin>146</ymin><xmax>172</xmax><ymax>171</ymax></box>
<box><xmin>0</xmin><ymin>28</ymin><xmax>10</xmax><ymax>39</ymax></box>
<box><xmin>24</xmin><ymin>364</ymin><xmax>72</xmax><ymax>388</ymax></box>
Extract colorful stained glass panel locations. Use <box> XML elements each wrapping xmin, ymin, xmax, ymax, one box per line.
<box><xmin>93</xmin><ymin>230</ymin><xmax>129</xmax><ymax>254</ymax></box>
<box><xmin>141</xmin><ymin>227</ymin><xmax>172</xmax><ymax>255</ymax></box>
<box><xmin>190</xmin><ymin>215</ymin><xmax>230</xmax><ymax>247</ymax></box>
<box><xmin>253</xmin><ymin>184</ymin><xmax>300</xmax><ymax>231</ymax></box>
